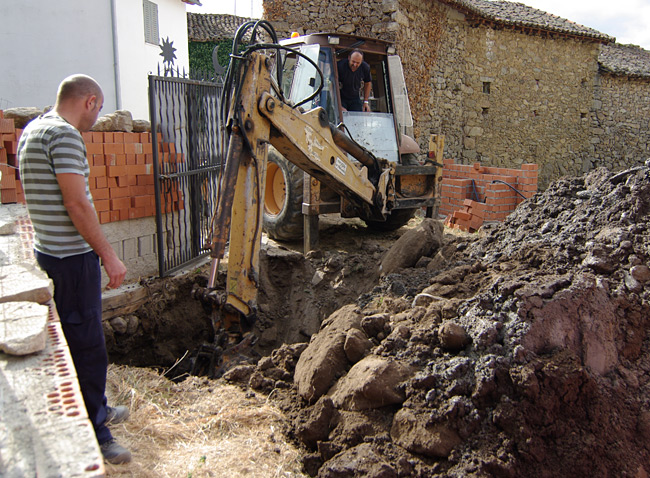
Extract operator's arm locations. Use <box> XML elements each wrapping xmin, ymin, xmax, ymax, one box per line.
<box><xmin>362</xmin><ymin>81</ymin><xmax>371</xmax><ymax>112</ymax></box>
<box><xmin>57</xmin><ymin>173</ymin><xmax>127</xmax><ymax>288</ymax></box>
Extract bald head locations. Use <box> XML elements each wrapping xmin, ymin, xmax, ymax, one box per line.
<box><xmin>54</xmin><ymin>74</ymin><xmax>104</xmax><ymax>131</ymax></box>
<box><xmin>56</xmin><ymin>74</ymin><xmax>103</xmax><ymax>105</ymax></box>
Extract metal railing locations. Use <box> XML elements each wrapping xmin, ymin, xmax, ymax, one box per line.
<box><xmin>148</xmin><ymin>67</ymin><xmax>224</xmax><ymax>276</ymax></box>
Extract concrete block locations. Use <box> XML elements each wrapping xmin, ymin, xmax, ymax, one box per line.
<box><xmin>0</xmin><ymin>264</ymin><xmax>53</xmax><ymax>304</ymax></box>
<box><xmin>110</xmin><ymin>241</ymin><xmax>123</xmax><ymax>260</ymax></box>
<box><xmin>122</xmin><ymin>237</ymin><xmax>137</xmax><ymax>261</ymax></box>
<box><xmin>0</xmin><ymin>301</ymin><xmax>48</xmax><ymax>355</ymax></box>
<box><xmin>138</xmin><ymin>234</ymin><xmax>154</xmax><ymax>256</ymax></box>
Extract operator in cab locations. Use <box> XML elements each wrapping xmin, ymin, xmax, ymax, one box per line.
<box><xmin>337</xmin><ymin>49</ymin><xmax>372</xmax><ymax>112</ymax></box>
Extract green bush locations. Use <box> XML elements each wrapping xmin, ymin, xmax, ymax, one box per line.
<box><xmin>188</xmin><ymin>40</ymin><xmax>234</xmax><ymax>75</ymax></box>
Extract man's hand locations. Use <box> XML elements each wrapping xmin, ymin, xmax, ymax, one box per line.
<box><xmin>57</xmin><ymin>173</ymin><xmax>128</xmax><ymax>289</ymax></box>
<box><xmin>103</xmin><ymin>255</ymin><xmax>127</xmax><ymax>289</ymax></box>
<box><xmin>363</xmin><ymin>102</ymin><xmax>371</xmax><ymax>112</ymax></box>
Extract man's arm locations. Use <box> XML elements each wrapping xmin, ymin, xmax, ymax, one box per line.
<box><xmin>362</xmin><ymin>63</ymin><xmax>372</xmax><ymax>112</ymax></box>
<box><xmin>362</xmin><ymin>81</ymin><xmax>372</xmax><ymax>112</ymax></box>
<box><xmin>57</xmin><ymin>173</ymin><xmax>127</xmax><ymax>288</ymax></box>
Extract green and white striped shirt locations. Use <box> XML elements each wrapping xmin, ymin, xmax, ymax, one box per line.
<box><xmin>18</xmin><ymin>112</ymin><xmax>94</xmax><ymax>258</ymax></box>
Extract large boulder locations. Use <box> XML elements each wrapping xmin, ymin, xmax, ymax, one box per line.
<box><xmin>318</xmin><ymin>443</ymin><xmax>398</xmax><ymax>478</ymax></box>
<box><xmin>294</xmin><ymin>305</ymin><xmax>362</xmax><ymax>403</ymax></box>
<box><xmin>2</xmin><ymin>107</ymin><xmax>43</xmax><ymax>128</ymax></box>
<box><xmin>379</xmin><ymin>219</ymin><xmax>444</xmax><ymax>276</ymax></box>
<box><xmin>329</xmin><ymin>355</ymin><xmax>413</xmax><ymax>411</ymax></box>
<box><xmin>0</xmin><ymin>301</ymin><xmax>48</xmax><ymax>355</ymax></box>
<box><xmin>92</xmin><ymin>110</ymin><xmax>133</xmax><ymax>132</ymax></box>
<box><xmin>390</xmin><ymin>408</ymin><xmax>462</xmax><ymax>458</ymax></box>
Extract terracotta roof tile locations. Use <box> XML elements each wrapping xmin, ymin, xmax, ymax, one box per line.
<box><xmin>187</xmin><ymin>13</ymin><xmax>254</xmax><ymax>42</ymax></box>
<box><xmin>599</xmin><ymin>43</ymin><xmax>650</xmax><ymax>78</ymax></box>
<box><xmin>440</xmin><ymin>0</ymin><xmax>613</xmax><ymax>42</ymax></box>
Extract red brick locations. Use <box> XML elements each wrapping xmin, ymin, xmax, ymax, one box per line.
<box><xmin>3</xmin><ymin>141</ymin><xmax>17</xmax><ymax>155</ymax></box>
<box><xmin>110</xmin><ymin>210</ymin><xmax>121</xmax><ymax>222</ymax></box>
<box><xmin>95</xmin><ymin>176</ymin><xmax>108</xmax><ymax>189</ymax></box>
<box><xmin>127</xmin><ymin>164</ymin><xmax>148</xmax><ymax>176</ymax></box>
<box><xmin>103</xmin><ymin>132</ymin><xmax>114</xmax><ymax>142</ymax></box>
<box><xmin>91</xmin><ymin>132</ymin><xmax>103</xmax><ymax>142</ymax></box>
<box><xmin>94</xmin><ymin>199</ymin><xmax>110</xmax><ymax>212</ymax></box>
<box><xmin>89</xmin><ymin>166</ymin><xmax>106</xmax><ymax>178</ymax></box>
<box><xmin>110</xmin><ymin>197</ymin><xmax>130</xmax><ymax>210</ymax></box>
<box><xmin>113</xmin><ymin>132</ymin><xmax>124</xmax><ymax>143</ymax></box>
<box><xmin>107</xmin><ymin>165</ymin><xmax>128</xmax><ymax>177</ymax></box>
<box><xmin>131</xmin><ymin>195</ymin><xmax>152</xmax><ymax>208</ymax></box>
<box><xmin>124</xmin><ymin>133</ymin><xmax>139</xmax><ymax>143</ymax></box>
<box><xmin>125</xmin><ymin>143</ymin><xmax>144</xmax><ymax>155</ymax></box>
<box><xmin>0</xmin><ymin>164</ymin><xmax>16</xmax><ymax>188</ymax></box>
<box><xmin>109</xmin><ymin>187</ymin><xmax>130</xmax><ymax>199</ymax></box>
<box><xmin>86</xmin><ymin>143</ymin><xmax>103</xmax><ymax>155</ymax></box>
<box><xmin>0</xmin><ymin>118</ymin><xmax>15</xmax><ymax>134</ymax></box>
<box><xmin>99</xmin><ymin>211</ymin><xmax>111</xmax><ymax>224</ymax></box>
<box><xmin>104</xmin><ymin>143</ymin><xmax>125</xmax><ymax>155</ymax></box>
<box><xmin>453</xmin><ymin>210</ymin><xmax>471</xmax><ymax>221</ymax></box>
<box><xmin>1</xmin><ymin>188</ymin><xmax>17</xmax><ymax>203</ymax></box>
<box><xmin>91</xmin><ymin>188</ymin><xmax>109</xmax><ymax>201</ymax></box>
<box><xmin>116</xmin><ymin>176</ymin><xmax>130</xmax><ymax>188</ymax></box>
<box><xmin>521</xmin><ymin>163</ymin><xmax>538</xmax><ymax>171</ymax></box>
<box><xmin>128</xmin><ymin>207</ymin><xmax>146</xmax><ymax>219</ymax></box>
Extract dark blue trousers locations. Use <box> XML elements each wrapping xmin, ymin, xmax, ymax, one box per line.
<box><xmin>36</xmin><ymin>250</ymin><xmax>113</xmax><ymax>445</ymax></box>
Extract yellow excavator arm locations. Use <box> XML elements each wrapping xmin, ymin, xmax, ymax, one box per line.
<box><xmin>199</xmin><ymin>34</ymin><xmax>440</xmax><ymax>356</ymax></box>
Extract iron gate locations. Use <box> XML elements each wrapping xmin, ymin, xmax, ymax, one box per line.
<box><xmin>148</xmin><ymin>69</ymin><xmax>225</xmax><ymax>276</ymax></box>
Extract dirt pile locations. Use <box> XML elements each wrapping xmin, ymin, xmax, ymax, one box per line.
<box><xmin>226</xmin><ymin>166</ymin><xmax>650</xmax><ymax>477</ymax></box>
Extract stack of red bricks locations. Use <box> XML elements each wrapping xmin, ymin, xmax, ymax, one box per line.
<box><xmin>0</xmin><ymin>111</ymin><xmax>21</xmax><ymax>204</ymax></box>
<box><xmin>444</xmin><ymin>199</ymin><xmax>486</xmax><ymax>232</ymax></box>
<box><xmin>441</xmin><ymin>159</ymin><xmax>538</xmax><ymax>232</ymax></box>
<box><xmin>0</xmin><ymin>111</ymin><xmax>184</xmax><ymax>224</ymax></box>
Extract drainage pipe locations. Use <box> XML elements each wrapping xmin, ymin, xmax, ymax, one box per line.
<box><xmin>109</xmin><ymin>0</ymin><xmax>122</xmax><ymax>110</ymax></box>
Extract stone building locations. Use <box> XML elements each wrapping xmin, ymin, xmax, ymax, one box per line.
<box><xmin>594</xmin><ymin>43</ymin><xmax>650</xmax><ymax>172</ymax></box>
<box><xmin>262</xmin><ymin>0</ymin><xmax>649</xmax><ymax>188</ymax></box>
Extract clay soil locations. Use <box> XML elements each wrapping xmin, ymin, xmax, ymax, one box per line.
<box><xmin>106</xmin><ymin>165</ymin><xmax>650</xmax><ymax>477</ymax></box>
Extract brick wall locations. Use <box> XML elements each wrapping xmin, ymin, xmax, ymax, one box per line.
<box><xmin>0</xmin><ymin>111</ymin><xmax>184</xmax><ymax>221</ymax></box>
<box><xmin>0</xmin><ymin>110</ymin><xmax>185</xmax><ymax>284</ymax></box>
<box><xmin>440</xmin><ymin>159</ymin><xmax>538</xmax><ymax>232</ymax></box>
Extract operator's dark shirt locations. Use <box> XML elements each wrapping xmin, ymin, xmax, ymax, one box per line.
<box><xmin>337</xmin><ymin>58</ymin><xmax>371</xmax><ymax>102</ymax></box>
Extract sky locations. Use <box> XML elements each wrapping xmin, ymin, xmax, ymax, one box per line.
<box><xmin>186</xmin><ymin>0</ymin><xmax>650</xmax><ymax>50</ymax></box>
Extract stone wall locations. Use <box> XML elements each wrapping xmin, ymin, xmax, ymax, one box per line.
<box><xmin>592</xmin><ymin>74</ymin><xmax>650</xmax><ymax>169</ymax></box>
<box><xmin>265</xmin><ymin>0</ymin><xmax>388</xmax><ymax>39</ymax></box>
<box><xmin>264</xmin><ymin>0</ymin><xmax>649</xmax><ymax>189</ymax></box>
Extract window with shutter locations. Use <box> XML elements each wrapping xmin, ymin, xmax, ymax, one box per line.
<box><xmin>143</xmin><ymin>0</ymin><xmax>159</xmax><ymax>45</ymax></box>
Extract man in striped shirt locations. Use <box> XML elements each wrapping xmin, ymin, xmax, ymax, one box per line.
<box><xmin>18</xmin><ymin>74</ymin><xmax>131</xmax><ymax>464</ymax></box>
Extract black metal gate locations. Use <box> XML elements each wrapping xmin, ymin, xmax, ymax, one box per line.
<box><xmin>148</xmin><ymin>69</ymin><xmax>225</xmax><ymax>276</ymax></box>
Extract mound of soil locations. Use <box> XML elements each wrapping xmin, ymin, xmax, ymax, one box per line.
<box><xmin>223</xmin><ymin>166</ymin><xmax>650</xmax><ymax>477</ymax></box>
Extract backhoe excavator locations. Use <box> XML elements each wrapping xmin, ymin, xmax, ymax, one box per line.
<box><xmin>190</xmin><ymin>20</ymin><xmax>444</xmax><ymax>376</ymax></box>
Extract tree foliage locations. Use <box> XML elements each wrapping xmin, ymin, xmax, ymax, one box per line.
<box><xmin>188</xmin><ymin>40</ymin><xmax>234</xmax><ymax>76</ymax></box>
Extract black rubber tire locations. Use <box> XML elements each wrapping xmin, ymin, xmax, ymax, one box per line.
<box><xmin>263</xmin><ymin>148</ymin><xmax>305</xmax><ymax>241</ymax></box>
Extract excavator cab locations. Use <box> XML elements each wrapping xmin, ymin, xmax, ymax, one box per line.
<box><xmin>264</xmin><ymin>33</ymin><xmax>431</xmax><ymax>244</ymax></box>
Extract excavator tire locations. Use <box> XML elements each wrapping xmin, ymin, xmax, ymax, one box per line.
<box><xmin>263</xmin><ymin>147</ymin><xmax>304</xmax><ymax>241</ymax></box>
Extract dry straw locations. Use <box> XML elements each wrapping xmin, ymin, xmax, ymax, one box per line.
<box><xmin>104</xmin><ymin>364</ymin><xmax>307</xmax><ymax>477</ymax></box>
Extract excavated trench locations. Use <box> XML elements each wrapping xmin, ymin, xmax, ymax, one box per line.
<box><xmin>105</xmin><ymin>165</ymin><xmax>650</xmax><ymax>477</ymax></box>
<box><xmin>104</xmin><ymin>217</ymin><xmax>408</xmax><ymax>369</ymax></box>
